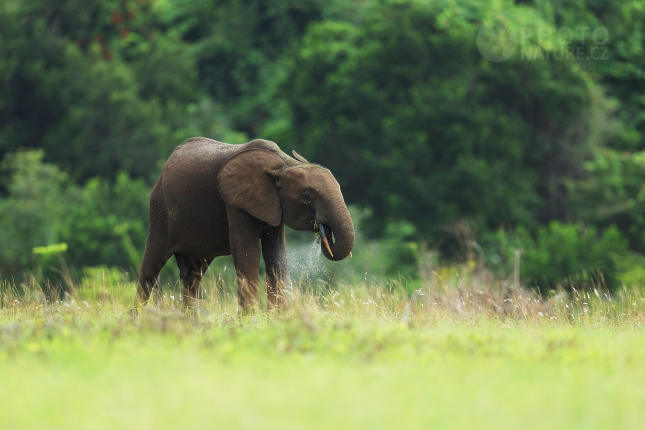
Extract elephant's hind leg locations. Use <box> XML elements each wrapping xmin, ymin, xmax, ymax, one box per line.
<box><xmin>177</xmin><ymin>255</ymin><xmax>212</xmax><ymax>310</ymax></box>
<box><xmin>135</xmin><ymin>178</ymin><xmax>172</xmax><ymax>310</ymax></box>
<box><xmin>134</xmin><ymin>242</ymin><xmax>171</xmax><ymax>309</ymax></box>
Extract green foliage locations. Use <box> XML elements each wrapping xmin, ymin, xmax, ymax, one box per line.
<box><xmin>153</xmin><ymin>0</ymin><xmax>337</xmax><ymax>134</ymax></box>
<box><xmin>530</xmin><ymin>0</ymin><xmax>645</xmax><ymax>259</ymax></box>
<box><xmin>615</xmin><ymin>253</ymin><xmax>645</xmax><ymax>288</ymax></box>
<box><xmin>0</xmin><ymin>151</ymin><xmax>149</xmax><ymax>280</ymax></box>
<box><xmin>0</xmin><ymin>151</ymin><xmax>73</xmax><ymax>277</ymax></box>
<box><xmin>376</xmin><ymin>220</ymin><xmax>421</xmax><ymax>279</ymax></box>
<box><xmin>531</xmin><ymin>0</ymin><xmax>645</xmax><ymax>151</ymax></box>
<box><xmin>32</xmin><ymin>243</ymin><xmax>69</xmax><ymax>256</ymax></box>
<box><xmin>517</xmin><ymin>222</ymin><xmax>628</xmax><ymax>291</ymax></box>
<box><xmin>478</xmin><ymin>221</ymin><xmax>630</xmax><ymax>291</ymax></box>
<box><xmin>61</xmin><ymin>171</ymin><xmax>150</xmax><ymax>272</ymax></box>
<box><xmin>1</xmin><ymin>0</ymin><xmax>645</xmax><ymax>290</ymax></box>
<box><xmin>571</xmin><ymin>148</ymin><xmax>645</xmax><ymax>251</ymax></box>
<box><xmin>278</xmin><ymin>0</ymin><xmax>604</xmax><ymax>240</ymax></box>
<box><xmin>0</xmin><ymin>0</ymin><xmax>216</xmax><ymax>182</ymax></box>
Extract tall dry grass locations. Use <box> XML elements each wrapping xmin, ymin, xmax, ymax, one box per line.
<box><xmin>3</xmin><ymin>259</ymin><xmax>645</xmax><ymax>327</ymax></box>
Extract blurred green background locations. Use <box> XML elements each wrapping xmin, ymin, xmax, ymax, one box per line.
<box><xmin>2</xmin><ymin>0</ymin><xmax>645</xmax><ymax>292</ymax></box>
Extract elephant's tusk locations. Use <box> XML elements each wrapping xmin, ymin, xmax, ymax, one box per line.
<box><xmin>322</xmin><ymin>237</ymin><xmax>333</xmax><ymax>258</ymax></box>
<box><xmin>350</xmin><ymin>251</ymin><xmax>352</xmax><ymax>258</ymax></box>
<box><xmin>318</xmin><ymin>223</ymin><xmax>334</xmax><ymax>258</ymax></box>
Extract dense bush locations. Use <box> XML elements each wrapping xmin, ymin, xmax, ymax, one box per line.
<box><xmin>0</xmin><ymin>151</ymin><xmax>149</xmax><ymax>279</ymax></box>
<box><xmin>61</xmin><ymin>172</ymin><xmax>150</xmax><ymax>272</ymax></box>
<box><xmin>523</xmin><ymin>223</ymin><xmax>628</xmax><ymax>291</ymax></box>
<box><xmin>0</xmin><ymin>151</ymin><xmax>73</xmax><ymax>277</ymax></box>
<box><xmin>480</xmin><ymin>222</ymin><xmax>629</xmax><ymax>291</ymax></box>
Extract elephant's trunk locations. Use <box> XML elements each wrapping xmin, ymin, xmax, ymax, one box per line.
<box><xmin>318</xmin><ymin>205</ymin><xmax>354</xmax><ymax>262</ymax></box>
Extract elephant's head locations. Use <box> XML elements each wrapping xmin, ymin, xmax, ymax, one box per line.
<box><xmin>217</xmin><ymin>149</ymin><xmax>354</xmax><ymax>261</ymax></box>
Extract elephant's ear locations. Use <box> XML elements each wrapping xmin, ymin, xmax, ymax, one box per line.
<box><xmin>292</xmin><ymin>150</ymin><xmax>309</xmax><ymax>164</ymax></box>
<box><xmin>217</xmin><ymin>150</ymin><xmax>284</xmax><ymax>227</ymax></box>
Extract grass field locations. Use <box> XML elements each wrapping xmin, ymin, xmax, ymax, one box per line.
<box><xmin>2</xmin><ymin>269</ymin><xmax>645</xmax><ymax>429</ymax></box>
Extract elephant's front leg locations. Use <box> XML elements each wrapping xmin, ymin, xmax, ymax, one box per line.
<box><xmin>262</xmin><ymin>223</ymin><xmax>287</xmax><ymax>311</ymax></box>
<box><xmin>227</xmin><ymin>206</ymin><xmax>263</xmax><ymax>313</ymax></box>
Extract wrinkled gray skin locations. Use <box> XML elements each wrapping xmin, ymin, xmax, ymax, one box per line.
<box><xmin>134</xmin><ymin>137</ymin><xmax>355</xmax><ymax>312</ymax></box>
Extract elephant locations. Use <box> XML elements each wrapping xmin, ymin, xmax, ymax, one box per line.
<box><xmin>133</xmin><ymin>137</ymin><xmax>355</xmax><ymax>312</ymax></box>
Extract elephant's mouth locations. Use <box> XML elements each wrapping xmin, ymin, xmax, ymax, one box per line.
<box><xmin>315</xmin><ymin>220</ymin><xmax>354</xmax><ymax>261</ymax></box>
<box><xmin>318</xmin><ymin>223</ymin><xmax>334</xmax><ymax>257</ymax></box>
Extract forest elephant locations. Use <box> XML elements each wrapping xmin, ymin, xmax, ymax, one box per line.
<box><xmin>133</xmin><ymin>137</ymin><xmax>355</xmax><ymax>312</ymax></box>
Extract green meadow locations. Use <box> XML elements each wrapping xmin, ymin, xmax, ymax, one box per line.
<box><xmin>2</xmin><ymin>273</ymin><xmax>645</xmax><ymax>430</ymax></box>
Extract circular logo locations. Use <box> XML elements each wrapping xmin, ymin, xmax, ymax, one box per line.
<box><xmin>477</xmin><ymin>21</ymin><xmax>517</xmax><ymax>62</ymax></box>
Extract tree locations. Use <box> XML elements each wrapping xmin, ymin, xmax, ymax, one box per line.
<box><xmin>276</xmin><ymin>0</ymin><xmax>607</xmax><ymax>244</ymax></box>
<box><xmin>0</xmin><ymin>0</ymin><xmax>200</xmax><ymax>182</ymax></box>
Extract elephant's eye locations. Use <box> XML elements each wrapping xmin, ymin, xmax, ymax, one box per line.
<box><xmin>303</xmin><ymin>191</ymin><xmax>313</xmax><ymax>203</ymax></box>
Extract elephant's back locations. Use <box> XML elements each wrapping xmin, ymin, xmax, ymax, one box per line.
<box><xmin>163</xmin><ymin>137</ymin><xmax>296</xmax><ymax>176</ymax></box>
<box><xmin>158</xmin><ymin>138</ymin><xmax>238</xmax><ymax>257</ymax></box>
<box><xmin>166</xmin><ymin>137</ymin><xmax>238</xmax><ymax>171</ymax></box>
